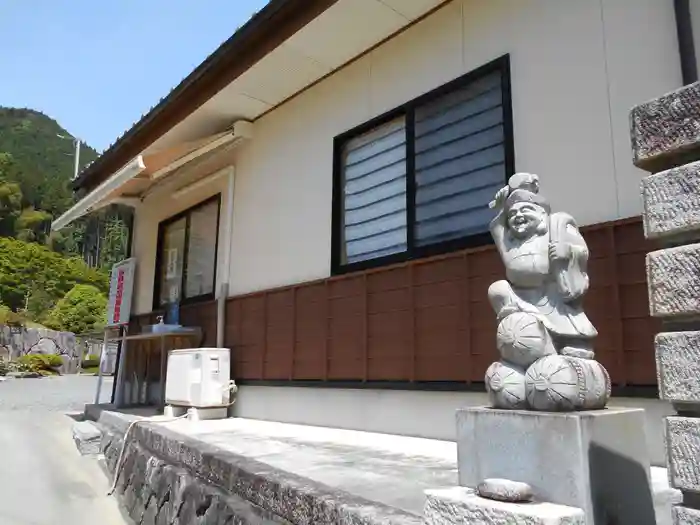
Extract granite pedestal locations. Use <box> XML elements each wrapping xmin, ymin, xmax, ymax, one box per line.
<box><xmin>424</xmin><ymin>487</ymin><xmax>585</xmax><ymax>525</ymax></box>
<box><xmin>456</xmin><ymin>407</ymin><xmax>654</xmax><ymax>525</ymax></box>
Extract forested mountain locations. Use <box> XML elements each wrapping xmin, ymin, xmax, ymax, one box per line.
<box><xmin>0</xmin><ymin>107</ymin><xmax>130</xmax><ymax>329</ymax></box>
<box><xmin>0</xmin><ymin>107</ymin><xmax>130</xmax><ymax>268</ymax></box>
<box><xmin>0</xmin><ymin>107</ymin><xmax>99</xmax><ymax>215</ymax></box>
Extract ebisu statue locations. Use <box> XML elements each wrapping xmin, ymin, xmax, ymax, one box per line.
<box><xmin>484</xmin><ymin>173</ymin><xmax>610</xmax><ymax>411</ymax></box>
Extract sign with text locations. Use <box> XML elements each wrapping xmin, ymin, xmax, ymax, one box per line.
<box><xmin>106</xmin><ymin>258</ymin><xmax>136</xmax><ymax>327</ymax></box>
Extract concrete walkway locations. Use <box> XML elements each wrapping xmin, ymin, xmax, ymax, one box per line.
<box><xmin>175</xmin><ymin>418</ymin><xmax>459</xmax><ymax>515</ymax></box>
<box><xmin>0</xmin><ymin>376</ymin><xmax>126</xmax><ymax>525</ymax></box>
<box><xmin>177</xmin><ymin>418</ymin><xmax>460</xmax><ymax>515</ymax></box>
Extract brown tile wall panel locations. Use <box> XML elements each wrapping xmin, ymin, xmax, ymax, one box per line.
<box><xmin>197</xmin><ymin>217</ymin><xmax>657</xmax><ymax>388</ymax></box>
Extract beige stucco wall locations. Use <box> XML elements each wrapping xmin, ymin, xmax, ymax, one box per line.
<box><xmin>233</xmin><ymin>386</ymin><xmax>675</xmax><ymax>467</ymax></box>
<box><xmin>130</xmin><ymin>0</ymin><xmax>682</xmax><ymax>310</ymax></box>
<box><xmin>226</xmin><ymin>0</ymin><xmax>681</xmax><ymax>296</ymax></box>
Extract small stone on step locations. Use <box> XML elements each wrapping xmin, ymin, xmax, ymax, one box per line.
<box><xmin>477</xmin><ymin>478</ymin><xmax>534</xmax><ymax>503</ymax></box>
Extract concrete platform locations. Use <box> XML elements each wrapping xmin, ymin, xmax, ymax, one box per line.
<box><xmin>85</xmin><ymin>405</ymin><xmax>679</xmax><ymax>525</ymax></box>
<box><xmin>88</xmin><ymin>404</ymin><xmax>457</xmax><ymax>517</ymax></box>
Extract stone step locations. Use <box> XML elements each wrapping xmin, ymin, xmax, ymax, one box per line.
<box><xmin>71</xmin><ymin>420</ymin><xmax>102</xmax><ymax>456</ymax></box>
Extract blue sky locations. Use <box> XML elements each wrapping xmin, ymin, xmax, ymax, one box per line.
<box><xmin>1</xmin><ymin>1</ymin><xmax>269</xmax><ymax>151</ymax></box>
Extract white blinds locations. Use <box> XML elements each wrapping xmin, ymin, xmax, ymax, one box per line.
<box><xmin>341</xmin><ymin>117</ymin><xmax>408</xmax><ymax>264</ymax></box>
<box><xmin>414</xmin><ymin>71</ymin><xmax>505</xmax><ymax>246</ymax></box>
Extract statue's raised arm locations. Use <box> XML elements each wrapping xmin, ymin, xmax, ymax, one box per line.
<box><xmin>488</xmin><ymin>185</ymin><xmax>510</xmax><ymax>255</ymax></box>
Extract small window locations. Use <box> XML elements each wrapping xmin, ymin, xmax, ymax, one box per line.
<box><xmin>155</xmin><ymin>196</ymin><xmax>220</xmax><ymax>307</ymax></box>
<box><xmin>334</xmin><ymin>56</ymin><xmax>513</xmax><ymax>272</ymax></box>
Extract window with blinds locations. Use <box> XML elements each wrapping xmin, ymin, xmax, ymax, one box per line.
<box><xmin>341</xmin><ymin>117</ymin><xmax>408</xmax><ymax>264</ymax></box>
<box><xmin>335</xmin><ymin>56</ymin><xmax>511</xmax><ymax>271</ymax></box>
<box><xmin>156</xmin><ymin>196</ymin><xmax>221</xmax><ymax>307</ymax></box>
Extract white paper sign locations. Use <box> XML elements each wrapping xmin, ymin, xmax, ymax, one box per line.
<box><xmin>106</xmin><ymin>258</ymin><xmax>136</xmax><ymax>327</ymax></box>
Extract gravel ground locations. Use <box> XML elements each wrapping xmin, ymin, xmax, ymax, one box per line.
<box><xmin>0</xmin><ymin>375</ymin><xmax>126</xmax><ymax>525</ymax></box>
<box><xmin>0</xmin><ymin>374</ymin><xmax>112</xmax><ymax>411</ymax></box>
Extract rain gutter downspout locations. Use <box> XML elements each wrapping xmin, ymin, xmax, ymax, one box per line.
<box><xmin>675</xmin><ymin>0</ymin><xmax>699</xmax><ymax>84</ymax></box>
<box><xmin>217</xmin><ymin>167</ymin><xmax>235</xmax><ymax>348</ymax></box>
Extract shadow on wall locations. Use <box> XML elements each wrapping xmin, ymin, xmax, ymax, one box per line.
<box><xmin>589</xmin><ymin>443</ymin><xmax>655</xmax><ymax>525</ymax></box>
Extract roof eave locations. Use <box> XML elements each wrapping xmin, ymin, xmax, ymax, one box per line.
<box><xmin>74</xmin><ymin>0</ymin><xmax>338</xmax><ymax>193</ymax></box>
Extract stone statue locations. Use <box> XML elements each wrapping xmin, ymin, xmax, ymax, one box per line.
<box><xmin>484</xmin><ymin>173</ymin><xmax>610</xmax><ymax>411</ymax></box>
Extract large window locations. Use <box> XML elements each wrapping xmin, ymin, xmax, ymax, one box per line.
<box><xmin>332</xmin><ymin>55</ymin><xmax>513</xmax><ymax>273</ymax></box>
<box><xmin>154</xmin><ymin>195</ymin><xmax>221</xmax><ymax>308</ymax></box>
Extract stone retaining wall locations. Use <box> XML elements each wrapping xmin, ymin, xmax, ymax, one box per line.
<box><xmin>631</xmin><ymin>82</ymin><xmax>700</xmax><ymax>523</ymax></box>
<box><xmin>0</xmin><ymin>326</ymin><xmax>79</xmax><ymax>373</ymax></box>
<box><xmin>97</xmin><ymin>412</ymin><xmax>422</xmax><ymax>525</ymax></box>
<box><xmin>101</xmin><ymin>426</ymin><xmax>292</xmax><ymax>524</ymax></box>
<box><xmin>0</xmin><ymin>326</ymin><xmax>118</xmax><ymax>374</ymax></box>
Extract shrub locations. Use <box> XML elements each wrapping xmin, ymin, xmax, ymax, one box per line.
<box><xmin>0</xmin><ymin>304</ymin><xmax>25</xmax><ymax>327</ymax></box>
<box><xmin>44</xmin><ymin>284</ymin><xmax>107</xmax><ymax>335</ymax></box>
<box><xmin>0</xmin><ymin>236</ymin><xmax>108</xmax><ymax>315</ymax></box>
<box><xmin>14</xmin><ymin>353</ymin><xmax>63</xmax><ymax>372</ymax></box>
<box><xmin>39</xmin><ymin>354</ymin><xmax>64</xmax><ymax>368</ymax></box>
<box><xmin>0</xmin><ymin>360</ymin><xmax>7</xmax><ymax>376</ymax></box>
<box><xmin>7</xmin><ymin>360</ymin><xmax>34</xmax><ymax>373</ymax></box>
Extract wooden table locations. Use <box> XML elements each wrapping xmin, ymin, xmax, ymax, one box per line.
<box><xmin>97</xmin><ymin>327</ymin><xmax>202</xmax><ymax>409</ymax></box>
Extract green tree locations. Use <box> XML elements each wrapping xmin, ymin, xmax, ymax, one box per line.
<box><xmin>45</xmin><ymin>284</ymin><xmax>107</xmax><ymax>335</ymax></box>
<box><xmin>99</xmin><ymin>214</ymin><xmax>129</xmax><ymax>270</ymax></box>
<box><xmin>24</xmin><ymin>284</ymin><xmax>55</xmax><ymax>324</ymax></box>
<box><xmin>0</xmin><ymin>107</ymin><xmax>133</xmax><ymax>268</ymax></box>
<box><xmin>15</xmin><ymin>207</ymin><xmax>52</xmax><ymax>243</ymax></box>
<box><xmin>0</xmin><ymin>304</ymin><xmax>25</xmax><ymax>327</ymax></box>
<box><xmin>0</xmin><ymin>236</ymin><xmax>108</xmax><ymax>313</ymax></box>
<box><xmin>0</xmin><ymin>180</ymin><xmax>22</xmax><ymax>236</ymax></box>
<box><xmin>0</xmin><ymin>108</ymin><xmax>98</xmax><ymax>215</ymax></box>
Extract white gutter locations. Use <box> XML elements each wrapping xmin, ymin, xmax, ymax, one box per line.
<box><xmin>51</xmin><ymin>156</ymin><xmax>146</xmax><ymax>231</ymax></box>
<box><xmin>150</xmin><ymin>131</ymin><xmax>236</xmax><ymax>181</ymax></box>
<box><xmin>217</xmin><ymin>166</ymin><xmax>235</xmax><ymax>348</ymax></box>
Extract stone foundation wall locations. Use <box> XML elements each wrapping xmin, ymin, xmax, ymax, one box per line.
<box><xmin>0</xmin><ymin>326</ymin><xmax>118</xmax><ymax>374</ymax></box>
<box><xmin>97</xmin><ymin>413</ymin><xmax>422</xmax><ymax>525</ymax></box>
<box><xmin>0</xmin><ymin>326</ymin><xmax>79</xmax><ymax>373</ymax></box>
<box><xmin>101</xmin><ymin>424</ymin><xmax>291</xmax><ymax>525</ymax></box>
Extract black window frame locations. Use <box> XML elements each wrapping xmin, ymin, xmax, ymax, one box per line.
<box><xmin>153</xmin><ymin>193</ymin><xmax>222</xmax><ymax>310</ymax></box>
<box><xmin>331</xmin><ymin>54</ymin><xmax>515</xmax><ymax>275</ymax></box>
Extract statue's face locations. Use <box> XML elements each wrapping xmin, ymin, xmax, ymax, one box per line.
<box><xmin>506</xmin><ymin>202</ymin><xmax>546</xmax><ymax>238</ymax></box>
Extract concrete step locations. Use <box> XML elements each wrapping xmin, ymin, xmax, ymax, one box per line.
<box><xmin>71</xmin><ymin>420</ymin><xmax>102</xmax><ymax>455</ymax></box>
